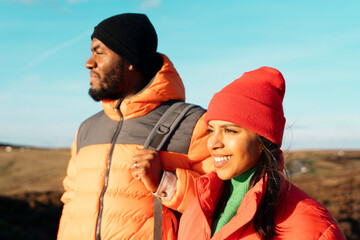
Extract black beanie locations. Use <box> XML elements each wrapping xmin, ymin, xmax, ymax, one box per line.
<box><xmin>91</xmin><ymin>13</ymin><xmax>163</xmax><ymax>78</ymax></box>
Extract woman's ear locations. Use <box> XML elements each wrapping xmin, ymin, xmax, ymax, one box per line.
<box><xmin>258</xmin><ymin>143</ymin><xmax>263</xmax><ymax>155</ymax></box>
<box><xmin>129</xmin><ymin>65</ymin><xmax>135</xmax><ymax>71</ymax></box>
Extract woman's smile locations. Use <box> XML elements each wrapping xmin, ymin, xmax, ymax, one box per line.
<box><xmin>213</xmin><ymin>155</ymin><xmax>231</xmax><ymax>168</ymax></box>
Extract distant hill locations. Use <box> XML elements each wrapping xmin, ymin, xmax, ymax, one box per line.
<box><xmin>0</xmin><ymin>142</ymin><xmax>67</xmax><ymax>150</ymax></box>
<box><xmin>0</xmin><ymin>142</ymin><xmax>20</xmax><ymax>147</ymax></box>
<box><xmin>0</xmin><ymin>142</ymin><xmax>31</xmax><ymax>148</ymax></box>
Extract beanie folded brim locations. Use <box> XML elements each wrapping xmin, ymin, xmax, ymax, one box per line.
<box><xmin>205</xmin><ymin>91</ymin><xmax>285</xmax><ymax>147</ymax></box>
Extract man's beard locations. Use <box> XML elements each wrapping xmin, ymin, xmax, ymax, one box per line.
<box><xmin>88</xmin><ymin>60</ymin><xmax>124</xmax><ymax>102</ymax></box>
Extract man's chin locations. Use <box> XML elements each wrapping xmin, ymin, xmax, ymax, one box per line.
<box><xmin>88</xmin><ymin>88</ymin><xmax>103</xmax><ymax>102</ymax></box>
<box><xmin>88</xmin><ymin>88</ymin><xmax>120</xmax><ymax>102</ymax></box>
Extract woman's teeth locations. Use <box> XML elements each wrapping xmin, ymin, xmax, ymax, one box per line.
<box><xmin>214</xmin><ymin>156</ymin><xmax>231</xmax><ymax>162</ymax></box>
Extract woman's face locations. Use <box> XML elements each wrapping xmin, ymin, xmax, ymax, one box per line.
<box><xmin>207</xmin><ymin>120</ymin><xmax>262</xmax><ymax>180</ymax></box>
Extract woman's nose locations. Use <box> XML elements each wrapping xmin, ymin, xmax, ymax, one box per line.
<box><xmin>208</xmin><ymin>133</ymin><xmax>224</xmax><ymax>150</ymax></box>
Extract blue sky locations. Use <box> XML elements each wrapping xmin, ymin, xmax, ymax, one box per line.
<box><xmin>0</xmin><ymin>0</ymin><xmax>359</xmax><ymax>150</ymax></box>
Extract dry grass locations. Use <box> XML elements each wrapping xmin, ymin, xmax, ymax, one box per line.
<box><xmin>0</xmin><ymin>147</ymin><xmax>69</xmax><ymax>195</ymax></box>
<box><xmin>0</xmin><ymin>147</ymin><xmax>359</xmax><ymax>239</ymax></box>
<box><xmin>285</xmin><ymin>150</ymin><xmax>360</xmax><ymax>240</ymax></box>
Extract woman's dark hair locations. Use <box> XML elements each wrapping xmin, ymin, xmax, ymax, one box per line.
<box><xmin>249</xmin><ymin>135</ymin><xmax>285</xmax><ymax>240</ymax></box>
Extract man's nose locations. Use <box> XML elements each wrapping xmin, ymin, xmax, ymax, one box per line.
<box><xmin>86</xmin><ymin>55</ymin><xmax>96</xmax><ymax>69</ymax></box>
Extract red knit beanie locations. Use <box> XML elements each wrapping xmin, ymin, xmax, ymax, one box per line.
<box><xmin>205</xmin><ymin>66</ymin><xmax>286</xmax><ymax>147</ymax></box>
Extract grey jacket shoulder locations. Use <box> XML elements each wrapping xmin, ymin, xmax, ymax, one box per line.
<box><xmin>76</xmin><ymin>101</ymin><xmax>206</xmax><ymax>154</ymax></box>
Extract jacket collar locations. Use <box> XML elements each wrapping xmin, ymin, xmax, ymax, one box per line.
<box><xmin>217</xmin><ymin>179</ymin><xmax>264</xmax><ymax>239</ymax></box>
<box><xmin>102</xmin><ymin>54</ymin><xmax>185</xmax><ymax>121</ymax></box>
<box><xmin>195</xmin><ymin>171</ymin><xmax>265</xmax><ymax>239</ymax></box>
<box><xmin>195</xmin><ymin>171</ymin><xmax>224</xmax><ymax>219</ymax></box>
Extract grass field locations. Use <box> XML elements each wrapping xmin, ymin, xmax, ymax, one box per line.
<box><xmin>0</xmin><ymin>146</ymin><xmax>359</xmax><ymax>239</ymax></box>
<box><xmin>285</xmin><ymin>150</ymin><xmax>360</xmax><ymax>240</ymax></box>
<box><xmin>0</xmin><ymin>147</ymin><xmax>69</xmax><ymax>195</ymax></box>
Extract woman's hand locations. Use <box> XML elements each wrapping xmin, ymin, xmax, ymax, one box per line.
<box><xmin>131</xmin><ymin>149</ymin><xmax>163</xmax><ymax>193</ymax></box>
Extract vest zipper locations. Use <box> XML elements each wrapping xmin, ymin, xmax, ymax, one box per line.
<box><xmin>95</xmin><ymin>99</ymin><xmax>124</xmax><ymax>240</ymax></box>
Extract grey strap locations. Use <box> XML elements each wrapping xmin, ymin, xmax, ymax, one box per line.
<box><xmin>143</xmin><ymin>101</ymin><xmax>195</xmax><ymax>240</ymax></box>
<box><xmin>144</xmin><ymin>102</ymin><xmax>195</xmax><ymax>151</ymax></box>
<box><xmin>153</xmin><ymin>196</ymin><xmax>163</xmax><ymax>240</ymax></box>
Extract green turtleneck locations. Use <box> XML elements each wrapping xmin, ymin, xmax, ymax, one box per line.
<box><xmin>211</xmin><ymin>168</ymin><xmax>256</xmax><ymax>236</ymax></box>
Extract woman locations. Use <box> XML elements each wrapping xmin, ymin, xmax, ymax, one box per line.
<box><xmin>178</xmin><ymin>67</ymin><xmax>345</xmax><ymax>240</ymax></box>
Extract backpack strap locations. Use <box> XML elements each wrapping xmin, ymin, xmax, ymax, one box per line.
<box><xmin>143</xmin><ymin>101</ymin><xmax>196</xmax><ymax>240</ymax></box>
<box><xmin>153</xmin><ymin>196</ymin><xmax>163</xmax><ymax>240</ymax></box>
<box><xmin>144</xmin><ymin>101</ymin><xmax>196</xmax><ymax>150</ymax></box>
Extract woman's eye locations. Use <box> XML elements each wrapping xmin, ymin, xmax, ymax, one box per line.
<box><xmin>224</xmin><ymin>128</ymin><xmax>238</xmax><ymax>134</ymax></box>
<box><xmin>206</xmin><ymin>128</ymin><xmax>214</xmax><ymax>134</ymax></box>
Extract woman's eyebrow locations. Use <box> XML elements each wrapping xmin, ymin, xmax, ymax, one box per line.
<box><xmin>219</xmin><ymin>123</ymin><xmax>240</xmax><ymax>128</ymax></box>
<box><xmin>208</xmin><ymin>123</ymin><xmax>241</xmax><ymax>128</ymax></box>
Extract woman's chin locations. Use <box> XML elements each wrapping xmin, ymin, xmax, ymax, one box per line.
<box><xmin>215</xmin><ymin>169</ymin><xmax>233</xmax><ymax>180</ymax></box>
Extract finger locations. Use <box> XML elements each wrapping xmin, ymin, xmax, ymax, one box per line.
<box><xmin>131</xmin><ymin>160</ymin><xmax>151</xmax><ymax>171</ymax></box>
<box><xmin>131</xmin><ymin>161</ymin><xmax>146</xmax><ymax>172</ymax></box>
<box><xmin>132</xmin><ymin>153</ymin><xmax>150</xmax><ymax>164</ymax></box>
<box><xmin>130</xmin><ymin>160</ymin><xmax>138</xmax><ymax>170</ymax></box>
<box><xmin>133</xmin><ymin>160</ymin><xmax>140</xmax><ymax>169</ymax></box>
<box><xmin>132</xmin><ymin>158</ymin><xmax>153</xmax><ymax>171</ymax></box>
<box><xmin>131</xmin><ymin>167</ymin><xmax>144</xmax><ymax>180</ymax></box>
<box><xmin>135</xmin><ymin>149</ymin><xmax>158</xmax><ymax>156</ymax></box>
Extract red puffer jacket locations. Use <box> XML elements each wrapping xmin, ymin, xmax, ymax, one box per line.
<box><xmin>178</xmin><ymin>171</ymin><xmax>345</xmax><ymax>240</ymax></box>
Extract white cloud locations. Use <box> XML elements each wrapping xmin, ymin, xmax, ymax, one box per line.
<box><xmin>282</xmin><ymin>114</ymin><xmax>360</xmax><ymax>150</ymax></box>
<box><xmin>141</xmin><ymin>0</ymin><xmax>160</xmax><ymax>10</ymax></box>
<box><xmin>23</xmin><ymin>29</ymin><xmax>91</xmax><ymax>70</ymax></box>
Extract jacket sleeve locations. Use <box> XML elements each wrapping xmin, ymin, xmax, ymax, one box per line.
<box><xmin>319</xmin><ymin>224</ymin><xmax>346</xmax><ymax>240</ymax></box>
<box><xmin>60</xmin><ymin>136</ymin><xmax>78</xmax><ymax>205</ymax></box>
<box><xmin>162</xmin><ymin>113</ymin><xmax>214</xmax><ymax>212</ymax></box>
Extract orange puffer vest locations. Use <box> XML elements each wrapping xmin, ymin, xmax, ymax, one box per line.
<box><xmin>57</xmin><ymin>54</ymin><xmax>213</xmax><ymax>240</ymax></box>
<box><xmin>178</xmin><ymin>171</ymin><xmax>345</xmax><ymax>240</ymax></box>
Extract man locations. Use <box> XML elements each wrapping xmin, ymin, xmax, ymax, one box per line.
<box><xmin>57</xmin><ymin>13</ymin><xmax>212</xmax><ymax>239</ymax></box>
